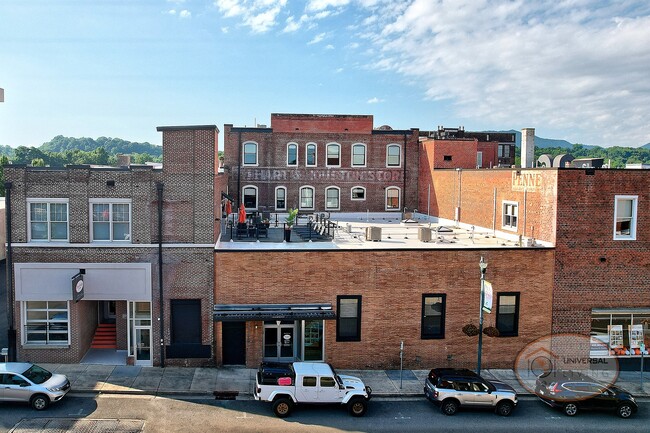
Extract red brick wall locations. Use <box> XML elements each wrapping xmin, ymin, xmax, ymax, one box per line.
<box><xmin>214</xmin><ymin>248</ymin><xmax>554</xmax><ymax>369</ymax></box>
<box><xmin>271</xmin><ymin>113</ymin><xmax>374</xmax><ymax>134</ymax></box>
<box><xmin>552</xmin><ymin>169</ymin><xmax>650</xmax><ymax>334</ymax></box>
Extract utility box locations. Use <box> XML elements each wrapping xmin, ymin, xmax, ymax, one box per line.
<box><xmin>418</xmin><ymin>227</ymin><xmax>432</xmax><ymax>242</ymax></box>
<box><xmin>366</xmin><ymin>226</ymin><xmax>382</xmax><ymax>242</ymax></box>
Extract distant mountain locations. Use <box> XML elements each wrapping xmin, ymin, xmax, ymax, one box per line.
<box><xmin>40</xmin><ymin>135</ymin><xmax>162</xmax><ymax>157</ymax></box>
<box><xmin>642</xmin><ymin>143</ymin><xmax>650</xmax><ymax>149</ymax></box>
<box><xmin>507</xmin><ymin>130</ymin><xmax>576</xmax><ymax>149</ymax></box>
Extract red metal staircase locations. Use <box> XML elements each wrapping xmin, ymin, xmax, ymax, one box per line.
<box><xmin>91</xmin><ymin>323</ymin><xmax>117</xmax><ymax>349</ymax></box>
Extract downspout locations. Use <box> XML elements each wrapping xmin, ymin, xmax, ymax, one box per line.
<box><xmin>236</xmin><ymin>131</ymin><xmax>242</xmax><ymax>208</ymax></box>
<box><xmin>5</xmin><ymin>181</ymin><xmax>16</xmax><ymax>362</ymax></box>
<box><xmin>157</xmin><ymin>182</ymin><xmax>165</xmax><ymax>368</ymax></box>
<box><xmin>403</xmin><ymin>133</ymin><xmax>407</xmax><ymax>210</ymax></box>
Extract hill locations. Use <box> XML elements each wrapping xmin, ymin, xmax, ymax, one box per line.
<box><xmin>40</xmin><ymin>135</ymin><xmax>162</xmax><ymax>156</ymax></box>
<box><xmin>642</xmin><ymin>143</ymin><xmax>650</xmax><ymax>149</ymax></box>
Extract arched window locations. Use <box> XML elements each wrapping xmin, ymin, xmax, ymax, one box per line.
<box><xmin>386</xmin><ymin>144</ymin><xmax>401</xmax><ymax>167</ymax></box>
<box><xmin>351</xmin><ymin>143</ymin><xmax>366</xmax><ymax>167</ymax></box>
<box><xmin>242</xmin><ymin>185</ymin><xmax>258</xmax><ymax>210</ymax></box>
<box><xmin>300</xmin><ymin>186</ymin><xmax>315</xmax><ymax>210</ymax></box>
<box><xmin>351</xmin><ymin>186</ymin><xmax>366</xmax><ymax>201</ymax></box>
<box><xmin>325</xmin><ymin>186</ymin><xmax>340</xmax><ymax>210</ymax></box>
<box><xmin>385</xmin><ymin>187</ymin><xmax>401</xmax><ymax>211</ymax></box>
<box><xmin>326</xmin><ymin>143</ymin><xmax>340</xmax><ymax>167</ymax></box>
<box><xmin>306</xmin><ymin>143</ymin><xmax>317</xmax><ymax>167</ymax></box>
<box><xmin>287</xmin><ymin>143</ymin><xmax>298</xmax><ymax>166</ymax></box>
<box><xmin>275</xmin><ymin>186</ymin><xmax>287</xmax><ymax>211</ymax></box>
<box><xmin>243</xmin><ymin>142</ymin><xmax>258</xmax><ymax>166</ymax></box>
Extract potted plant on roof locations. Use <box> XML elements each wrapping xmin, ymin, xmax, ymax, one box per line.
<box><xmin>284</xmin><ymin>208</ymin><xmax>299</xmax><ymax>242</ymax></box>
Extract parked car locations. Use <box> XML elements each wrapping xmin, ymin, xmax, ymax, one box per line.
<box><xmin>254</xmin><ymin>361</ymin><xmax>372</xmax><ymax>418</ymax></box>
<box><xmin>0</xmin><ymin>362</ymin><xmax>71</xmax><ymax>410</ymax></box>
<box><xmin>535</xmin><ymin>371</ymin><xmax>637</xmax><ymax>418</ymax></box>
<box><xmin>423</xmin><ymin>368</ymin><xmax>518</xmax><ymax>416</ymax></box>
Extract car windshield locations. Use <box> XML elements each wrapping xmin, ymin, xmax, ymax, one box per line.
<box><xmin>22</xmin><ymin>364</ymin><xmax>53</xmax><ymax>384</ymax></box>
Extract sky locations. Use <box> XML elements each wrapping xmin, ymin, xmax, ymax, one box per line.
<box><xmin>1</xmin><ymin>0</ymin><xmax>649</xmax><ymax>149</ymax></box>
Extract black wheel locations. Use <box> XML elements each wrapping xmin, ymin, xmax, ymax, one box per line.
<box><xmin>496</xmin><ymin>400</ymin><xmax>514</xmax><ymax>416</ymax></box>
<box><xmin>563</xmin><ymin>402</ymin><xmax>578</xmax><ymax>417</ymax></box>
<box><xmin>617</xmin><ymin>403</ymin><xmax>634</xmax><ymax>419</ymax></box>
<box><xmin>272</xmin><ymin>397</ymin><xmax>292</xmax><ymax>418</ymax></box>
<box><xmin>30</xmin><ymin>394</ymin><xmax>50</xmax><ymax>411</ymax></box>
<box><xmin>347</xmin><ymin>397</ymin><xmax>367</xmax><ymax>417</ymax></box>
<box><xmin>441</xmin><ymin>399</ymin><xmax>459</xmax><ymax>416</ymax></box>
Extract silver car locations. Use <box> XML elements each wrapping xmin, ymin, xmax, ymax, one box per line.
<box><xmin>0</xmin><ymin>362</ymin><xmax>71</xmax><ymax>410</ymax></box>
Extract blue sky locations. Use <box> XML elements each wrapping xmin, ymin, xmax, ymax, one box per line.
<box><xmin>1</xmin><ymin>0</ymin><xmax>649</xmax><ymax>149</ymax></box>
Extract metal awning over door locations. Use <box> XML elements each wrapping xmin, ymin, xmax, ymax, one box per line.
<box><xmin>213</xmin><ymin>303</ymin><xmax>335</xmax><ymax>321</ymax></box>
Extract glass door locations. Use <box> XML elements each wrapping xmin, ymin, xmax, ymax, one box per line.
<box><xmin>263</xmin><ymin>320</ymin><xmax>297</xmax><ymax>362</ymax></box>
<box><xmin>302</xmin><ymin>320</ymin><xmax>324</xmax><ymax>361</ymax></box>
<box><xmin>128</xmin><ymin>302</ymin><xmax>152</xmax><ymax>366</ymax></box>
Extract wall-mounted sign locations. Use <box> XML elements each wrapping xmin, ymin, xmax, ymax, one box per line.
<box><xmin>482</xmin><ymin>281</ymin><xmax>493</xmax><ymax>314</ymax></box>
<box><xmin>511</xmin><ymin>170</ymin><xmax>543</xmax><ymax>192</ymax></box>
<box><xmin>71</xmin><ymin>271</ymin><xmax>85</xmax><ymax>303</ymax></box>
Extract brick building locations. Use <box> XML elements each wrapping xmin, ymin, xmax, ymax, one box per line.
<box><xmin>222</xmin><ymin>114</ymin><xmax>420</xmax><ymax>214</ymax></box>
<box><xmin>4</xmin><ymin>125</ymin><xmax>221</xmax><ymax>367</ymax></box>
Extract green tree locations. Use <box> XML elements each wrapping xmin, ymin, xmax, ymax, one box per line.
<box><xmin>31</xmin><ymin>158</ymin><xmax>46</xmax><ymax>167</ymax></box>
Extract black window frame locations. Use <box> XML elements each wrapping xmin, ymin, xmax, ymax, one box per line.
<box><xmin>336</xmin><ymin>295</ymin><xmax>361</xmax><ymax>342</ymax></box>
<box><xmin>496</xmin><ymin>292</ymin><xmax>520</xmax><ymax>337</ymax></box>
<box><xmin>421</xmin><ymin>294</ymin><xmax>446</xmax><ymax>339</ymax></box>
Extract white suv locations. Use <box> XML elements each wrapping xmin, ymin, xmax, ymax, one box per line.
<box><xmin>0</xmin><ymin>362</ymin><xmax>71</xmax><ymax>410</ymax></box>
<box><xmin>424</xmin><ymin>368</ymin><xmax>517</xmax><ymax>416</ymax></box>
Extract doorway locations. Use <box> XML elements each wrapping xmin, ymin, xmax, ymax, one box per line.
<box><xmin>222</xmin><ymin>321</ymin><xmax>246</xmax><ymax>365</ymax></box>
<box><xmin>100</xmin><ymin>301</ymin><xmax>116</xmax><ymax>324</ymax></box>
<box><xmin>128</xmin><ymin>301</ymin><xmax>152</xmax><ymax>366</ymax></box>
<box><xmin>263</xmin><ymin>320</ymin><xmax>297</xmax><ymax>362</ymax></box>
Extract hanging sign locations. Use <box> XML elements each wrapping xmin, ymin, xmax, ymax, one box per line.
<box><xmin>71</xmin><ymin>271</ymin><xmax>85</xmax><ymax>303</ymax></box>
<box><xmin>482</xmin><ymin>281</ymin><xmax>493</xmax><ymax>313</ymax></box>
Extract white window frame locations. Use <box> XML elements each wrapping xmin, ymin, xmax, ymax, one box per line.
<box><xmin>613</xmin><ymin>195</ymin><xmax>638</xmax><ymax>240</ymax></box>
<box><xmin>385</xmin><ymin>187</ymin><xmax>401</xmax><ymax>211</ymax></box>
<box><xmin>306</xmin><ymin>142</ymin><xmax>317</xmax><ymax>167</ymax></box>
<box><xmin>275</xmin><ymin>186</ymin><xmax>287</xmax><ymax>211</ymax></box>
<box><xmin>502</xmin><ymin>201</ymin><xmax>518</xmax><ymax>231</ymax></box>
<box><xmin>27</xmin><ymin>198</ymin><xmax>69</xmax><ymax>242</ymax></box>
<box><xmin>325</xmin><ymin>186</ymin><xmax>340</xmax><ymax>211</ymax></box>
<box><xmin>90</xmin><ymin>198</ymin><xmax>132</xmax><ymax>242</ymax></box>
<box><xmin>476</xmin><ymin>151</ymin><xmax>483</xmax><ymax>168</ymax></box>
<box><xmin>287</xmin><ymin>142</ymin><xmax>298</xmax><ymax>166</ymax></box>
<box><xmin>326</xmin><ymin>143</ymin><xmax>341</xmax><ymax>167</ymax></box>
<box><xmin>351</xmin><ymin>143</ymin><xmax>367</xmax><ymax>167</ymax></box>
<box><xmin>22</xmin><ymin>301</ymin><xmax>70</xmax><ymax>346</ymax></box>
<box><xmin>242</xmin><ymin>185</ymin><xmax>258</xmax><ymax>210</ymax></box>
<box><xmin>351</xmin><ymin>186</ymin><xmax>366</xmax><ymax>201</ymax></box>
<box><xmin>243</xmin><ymin>141</ymin><xmax>258</xmax><ymax>166</ymax></box>
<box><xmin>300</xmin><ymin>185</ymin><xmax>315</xmax><ymax>210</ymax></box>
<box><xmin>386</xmin><ymin>144</ymin><xmax>402</xmax><ymax>168</ymax></box>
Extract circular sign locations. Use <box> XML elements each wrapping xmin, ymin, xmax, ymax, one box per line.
<box><xmin>75</xmin><ymin>279</ymin><xmax>84</xmax><ymax>293</ymax></box>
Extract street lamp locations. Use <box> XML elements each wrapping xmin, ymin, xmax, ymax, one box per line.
<box><xmin>477</xmin><ymin>256</ymin><xmax>488</xmax><ymax>375</ymax></box>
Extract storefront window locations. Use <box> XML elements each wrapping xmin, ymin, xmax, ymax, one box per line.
<box><xmin>303</xmin><ymin>320</ymin><xmax>324</xmax><ymax>361</ymax></box>
<box><xmin>590</xmin><ymin>311</ymin><xmax>650</xmax><ymax>356</ymax></box>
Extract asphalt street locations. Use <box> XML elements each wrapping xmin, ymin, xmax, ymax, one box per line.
<box><xmin>0</xmin><ymin>395</ymin><xmax>647</xmax><ymax>433</ymax></box>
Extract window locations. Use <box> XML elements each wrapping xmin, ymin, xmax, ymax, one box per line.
<box><xmin>243</xmin><ymin>185</ymin><xmax>258</xmax><ymax>209</ymax></box>
<box><xmin>614</xmin><ymin>195</ymin><xmax>637</xmax><ymax>240</ymax></box>
<box><xmin>300</xmin><ymin>186</ymin><xmax>315</xmax><ymax>210</ymax></box>
<box><xmin>287</xmin><ymin>143</ymin><xmax>298</xmax><ymax>166</ymax></box>
<box><xmin>352</xmin><ymin>143</ymin><xmax>366</xmax><ymax>167</ymax></box>
<box><xmin>337</xmin><ymin>295</ymin><xmax>361</xmax><ymax>341</ymax></box>
<box><xmin>275</xmin><ymin>187</ymin><xmax>287</xmax><ymax>210</ymax></box>
<box><xmin>28</xmin><ymin>199</ymin><xmax>68</xmax><ymax>242</ymax></box>
<box><xmin>502</xmin><ymin>201</ymin><xmax>518</xmax><ymax>231</ymax></box>
<box><xmin>443</xmin><ymin>155</ymin><xmax>452</xmax><ymax>161</ymax></box>
<box><xmin>91</xmin><ymin>199</ymin><xmax>131</xmax><ymax>242</ymax></box>
<box><xmin>23</xmin><ymin>301</ymin><xmax>69</xmax><ymax>345</ymax></box>
<box><xmin>351</xmin><ymin>186</ymin><xmax>366</xmax><ymax>201</ymax></box>
<box><xmin>326</xmin><ymin>143</ymin><xmax>340</xmax><ymax>167</ymax></box>
<box><xmin>325</xmin><ymin>187</ymin><xmax>340</xmax><ymax>210</ymax></box>
<box><xmin>243</xmin><ymin>142</ymin><xmax>258</xmax><ymax>165</ymax></box>
<box><xmin>496</xmin><ymin>293</ymin><xmax>519</xmax><ymax>337</ymax></box>
<box><xmin>306</xmin><ymin>143</ymin><xmax>317</xmax><ymax>166</ymax></box>
<box><xmin>387</xmin><ymin>144</ymin><xmax>401</xmax><ymax>167</ymax></box>
<box><xmin>590</xmin><ymin>310</ymin><xmax>650</xmax><ymax>357</ymax></box>
<box><xmin>476</xmin><ymin>151</ymin><xmax>483</xmax><ymax>168</ymax></box>
<box><xmin>320</xmin><ymin>377</ymin><xmax>336</xmax><ymax>387</ymax></box>
<box><xmin>385</xmin><ymin>187</ymin><xmax>401</xmax><ymax>211</ymax></box>
<box><xmin>422</xmin><ymin>294</ymin><xmax>446</xmax><ymax>339</ymax></box>
<box><xmin>303</xmin><ymin>377</ymin><xmax>317</xmax><ymax>387</ymax></box>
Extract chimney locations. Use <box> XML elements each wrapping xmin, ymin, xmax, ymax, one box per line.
<box><xmin>521</xmin><ymin>128</ymin><xmax>535</xmax><ymax>168</ymax></box>
<box><xmin>117</xmin><ymin>154</ymin><xmax>131</xmax><ymax>167</ymax></box>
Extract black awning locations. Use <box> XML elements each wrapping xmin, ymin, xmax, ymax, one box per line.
<box><xmin>213</xmin><ymin>303</ymin><xmax>336</xmax><ymax>322</ymax></box>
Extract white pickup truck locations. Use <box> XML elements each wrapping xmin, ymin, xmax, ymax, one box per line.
<box><xmin>254</xmin><ymin>361</ymin><xmax>372</xmax><ymax>418</ymax></box>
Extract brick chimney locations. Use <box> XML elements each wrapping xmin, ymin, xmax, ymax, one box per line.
<box><xmin>521</xmin><ymin>128</ymin><xmax>535</xmax><ymax>168</ymax></box>
<box><xmin>117</xmin><ymin>154</ymin><xmax>131</xmax><ymax>167</ymax></box>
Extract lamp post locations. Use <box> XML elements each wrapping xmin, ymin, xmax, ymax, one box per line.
<box><xmin>477</xmin><ymin>256</ymin><xmax>488</xmax><ymax>375</ymax></box>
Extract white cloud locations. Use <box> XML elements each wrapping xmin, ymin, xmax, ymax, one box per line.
<box><xmin>325</xmin><ymin>44</ymin><xmax>335</xmax><ymax>49</ymax></box>
<box><xmin>214</xmin><ymin>0</ymin><xmax>287</xmax><ymax>33</ymax></box>
<box><xmin>168</xmin><ymin>9</ymin><xmax>176</xmax><ymax>15</ymax></box>
<box><xmin>221</xmin><ymin>26</ymin><xmax>229</xmax><ymax>33</ymax></box>
<box><xmin>179</xmin><ymin>10</ymin><xmax>191</xmax><ymax>18</ymax></box>
<box><xmin>167</xmin><ymin>0</ymin><xmax>186</xmax><ymax>3</ymax></box>
<box><xmin>335</xmin><ymin>67</ymin><xmax>344</xmax><ymax>73</ymax></box>
<box><xmin>367</xmin><ymin>97</ymin><xmax>382</xmax><ymax>104</ymax></box>
<box><xmin>307</xmin><ymin>0</ymin><xmax>350</xmax><ymax>13</ymax></box>
<box><xmin>308</xmin><ymin>32</ymin><xmax>326</xmax><ymax>44</ymax></box>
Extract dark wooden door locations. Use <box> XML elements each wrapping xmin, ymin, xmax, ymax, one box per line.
<box><xmin>222</xmin><ymin>321</ymin><xmax>246</xmax><ymax>365</ymax></box>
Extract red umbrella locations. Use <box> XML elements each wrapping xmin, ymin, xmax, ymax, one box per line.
<box><xmin>238</xmin><ymin>203</ymin><xmax>246</xmax><ymax>224</ymax></box>
<box><xmin>225</xmin><ymin>200</ymin><xmax>232</xmax><ymax>217</ymax></box>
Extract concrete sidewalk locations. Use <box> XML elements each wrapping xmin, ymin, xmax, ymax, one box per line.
<box><xmin>39</xmin><ymin>363</ymin><xmax>650</xmax><ymax>399</ymax></box>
